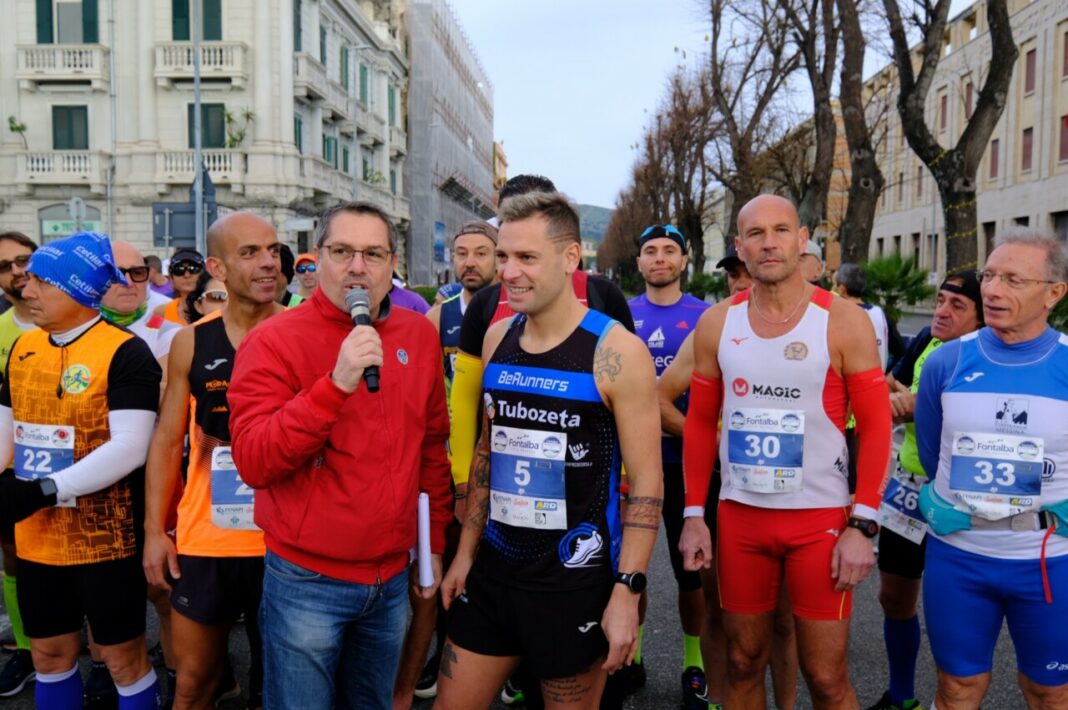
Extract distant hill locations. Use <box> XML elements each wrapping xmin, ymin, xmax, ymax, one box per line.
<box><xmin>578</xmin><ymin>204</ymin><xmax>613</xmax><ymax>244</ymax></box>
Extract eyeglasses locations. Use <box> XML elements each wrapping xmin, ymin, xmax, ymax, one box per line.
<box><xmin>197</xmin><ymin>290</ymin><xmax>228</xmax><ymax>303</ymax></box>
<box><xmin>976</xmin><ymin>270</ymin><xmax>1060</xmax><ymax>290</ymax></box>
<box><xmin>296</xmin><ymin>263</ymin><xmax>317</xmax><ymax>274</ymax></box>
<box><xmin>119</xmin><ymin>266</ymin><xmax>150</xmax><ymax>283</ymax></box>
<box><xmin>322</xmin><ymin>244</ymin><xmax>392</xmax><ymax>266</ymax></box>
<box><xmin>170</xmin><ymin>262</ymin><xmax>203</xmax><ymax>277</ymax></box>
<box><xmin>0</xmin><ymin>254</ymin><xmax>31</xmax><ymax>274</ymax></box>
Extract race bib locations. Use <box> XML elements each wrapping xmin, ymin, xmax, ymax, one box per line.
<box><xmin>948</xmin><ymin>432</ymin><xmax>1043</xmax><ymax>520</ymax></box>
<box><xmin>14</xmin><ymin>421</ymin><xmax>74</xmax><ymax>481</ymax></box>
<box><xmin>878</xmin><ymin>467</ymin><xmax>927</xmax><ymax>544</ymax></box>
<box><xmin>726</xmin><ymin>408</ymin><xmax>804</xmax><ymax>493</ymax></box>
<box><xmin>210</xmin><ymin>446</ymin><xmax>259</xmax><ymax>530</ymax></box>
<box><xmin>489</xmin><ymin>425</ymin><xmax>568</xmax><ymax>530</ymax></box>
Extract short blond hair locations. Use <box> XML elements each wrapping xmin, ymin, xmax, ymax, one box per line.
<box><xmin>497</xmin><ymin>191</ymin><xmax>580</xmax><ymax>246</ymax></box>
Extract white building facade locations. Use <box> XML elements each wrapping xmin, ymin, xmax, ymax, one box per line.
<box><xmin>0</xmin><ymin>0</ymin><xmax>410</xmax><ymax>262</ymax></box>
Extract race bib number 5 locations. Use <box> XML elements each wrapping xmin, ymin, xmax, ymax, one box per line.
<box><xmin>726</xmin><ymin>408</ymin><xmax>805</xmax><ymax>493</ymax></box>
<box><xmin>489</xmin><ymin>425</ymin><xmax>568</xmax><ymax>530</ymax></box>
<box><xmin>948</xmin><ymin>432</ymin><xmax>1043</xmax><ymax>521</ymax></box>
<box><xmin>210</xmin><ymin>446</ymin><xmax>260</xmax><ymax>530</ymax></box>
<box><xmin>14</xmin><ymin>422</ymin><xmax>74</xmax><ymax>481</ymax></box>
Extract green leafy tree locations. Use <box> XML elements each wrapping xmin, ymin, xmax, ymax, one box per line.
<box><xmin>684</xmin><ymin>271</ymin><xmax>725</xmax><ymax>301</ymax></box>
<box><xmin>863</xmin><ymin>253</ymin><xmax>935</xmax><ymax>322</ymax></box>
<box><xmin>1051</xmin><ymin>297</ymin><xmax>1068</xmax><ymax>334</ymax></box>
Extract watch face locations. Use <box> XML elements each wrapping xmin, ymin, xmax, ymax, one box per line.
<box><xmin>629</xmin><ymin>572</ymin><xmax>648</xmax><ymax>593</ymax></box>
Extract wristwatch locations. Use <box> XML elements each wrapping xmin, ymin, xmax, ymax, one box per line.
<box><xmin>847</xmin><ymin>516</ymin><xmax>879</xmax><ymax>538</ymax></box>
<box><xmin>38</xmin><ymin>477</ymin><xmax>58</xmax><ymax>501</ymax></box>
<box><xmin>614</xmin><ymin>571</ymin><xmax>647</xmax><ymax>594</ymax></box>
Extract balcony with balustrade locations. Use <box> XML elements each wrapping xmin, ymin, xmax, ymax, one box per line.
<box><xmin>293</xmin><ymin>52</ymin><xmax>329</xmax><ymax>102</ymax></box>
<box><xmin>15</xmin><ymin>151</ymin><xmax>109</xmax><ymax>194</ymax></box>
<box><xmin>356</xmin><ymin>103</ymin><xmax>386</xmax><ymax>147</ymax></box>
<box><xmin>155</xmin><ymin>150</ymin><xmax>247</xmax><ymax>193</ymax></box>
<box><xmin>16</xmin><ymin>45</ymin><xmax>110</xmax><ymax>91</ymax></box>
<box><xmin>154</xmin><ymin>41</ymin><xmax>248</xmax><ymax>89</ymax></box>
<box><xmin>389</xmin><ymin>126</ymin><xmax>407</xmax><ymax>156</ymax></box>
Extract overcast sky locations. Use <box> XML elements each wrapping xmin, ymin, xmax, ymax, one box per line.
<box><xmin>447</xmin><ymin>0</ymin><xmax>976</xmax><ymax>210</ymax></box>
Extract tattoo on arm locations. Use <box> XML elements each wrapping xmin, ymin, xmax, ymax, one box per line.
<box><xmin>623</xmin><ymin>496</ymin><xmax>663</xmax><ymax>532</ymax></box>
<box><xmin>541</xmin><ymin>674</ymin><xmax>595</xmax><ymax>704</ymax></box>
<box><xmin>464</xmin><ymin>411</ymin><xmax>492</xmax><ymax>533</ymax></box>
<box><xmin>439</xmin><ymin>641</ymin><xmax>458</xmax><ymax>680</ymax></box>
<box><xmin>594</xmin><ymin>346</ymin><xmax>622</xmax><ymax>384</ymax></box>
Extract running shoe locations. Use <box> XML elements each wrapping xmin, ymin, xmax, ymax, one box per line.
<box><xmin>414</xmin><ymin>653</ymin><xmax>439</xmax><ymax>699</ymax></box>
<box><xmin>866</xmin><ymin>690</ymin><xmax>923</xmax><ymax>710</ymax></box>
<box><xmin>84</xmin><ymin>661</ymin><xmax>118</xmax><ymax>710</ymax></box>
<box><xmin>0</xmin><ymin>649</ymin><xmax>34</xmax><ymax>697</ymax></box>
<box><xmin>680</xmin><ymin>665</ymin><xmax>709</xmax><ymax>710</ymax></box>
<box><xmin>499</xmin><ymin>677</ymin><xmax>526</xmax><ymax>705</ymax></box>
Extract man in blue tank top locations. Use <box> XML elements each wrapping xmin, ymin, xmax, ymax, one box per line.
<box><xmin>435</xmin><ymin>191</ymin><xmax>663</xmax><ymax>709</ymax></box>
<box><xmin>915</xmin><ymin>227</ymin><xmax>1068</xmax><ymax>710</ymax></box>
<box><xmin>628</xmin><ymin>224</ymin><xmax>710</xmax><ymax>709</ymax></box>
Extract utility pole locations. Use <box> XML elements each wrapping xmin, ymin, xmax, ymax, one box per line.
<box><xmin>193</xmin><ymin>0</ymin><xmax>205</xmax><ymax>255</ymax></box>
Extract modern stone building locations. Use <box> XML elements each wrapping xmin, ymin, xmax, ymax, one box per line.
<box><xmin>0</xmin><ymin>0</ymin><xmax>410</xmax><ymax>264</ymax></box>
<box><xmin>866</xmin><ymin>0</ymin><xmax>1068</xmax><ymax>277</ymax></box>
<box><xmin>404</xmin><ymin>0</ymin><xmax>494</xmax><ymax>285</ymax></box>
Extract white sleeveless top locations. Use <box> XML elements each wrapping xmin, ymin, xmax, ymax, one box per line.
<box><xmin>718</xmin><ymin>288</ymin><xmax>850</xmax><ymax>509</ymax></box>
<box><xmin>862</xmin><ymin>303</ymin><xmax>889</xmax><ymax>371</ymax></box>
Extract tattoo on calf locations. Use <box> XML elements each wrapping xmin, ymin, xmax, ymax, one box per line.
<box><xmin>594</xmin><ymin>346</ymin><xmax>622</xmax><ymax>383</ymax></box>
<box><xmin>440</xmin><ymin>641</ymin><xmax>458</xmax><ymax>680</ymax></box>
<box><xmin>623</xmin><ymin>496</ymin><xmax>663</xmax><ymax>532</ymax></box>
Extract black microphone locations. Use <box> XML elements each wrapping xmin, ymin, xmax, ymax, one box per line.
<box><xmin>344</xmin><ymin>287</ymin><xmax>380</xmax><ymax>393</ymax></box>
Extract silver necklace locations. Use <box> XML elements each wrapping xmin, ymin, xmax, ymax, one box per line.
<box><xmin>750</xmin><ymin>289</ymin><xmax>807</xmax><ymax>325</ymax></box>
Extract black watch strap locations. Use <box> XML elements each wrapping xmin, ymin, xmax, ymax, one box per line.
<box><xmin>847</xmin><ymin>516</ymin><xmax>879</xmax><ymax>538</ymax></box>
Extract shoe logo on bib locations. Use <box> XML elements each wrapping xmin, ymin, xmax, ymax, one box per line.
<box><xmin>558</xmin><ymin>523</ymin><xmax>603</xmax><ymax>568</ymax></box>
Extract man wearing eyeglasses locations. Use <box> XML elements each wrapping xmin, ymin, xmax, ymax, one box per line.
<box><xmin>102</xmin><ymin>243</ymin><xmax>181</xmax><ymax>365</ymax></box>
<box><xmin>293</xmin><ymin>253</ymin><xmax>318</xmax><ymax>301</ymax></box>
<box><xmin>914</xmin><ymin>227</ymin><xmax>1068</xmax><ymax>710</ymax></box>
<box><xmin>228</xmin><ymin>201</ymin><xmax>452</xmax><ymax>710</ymax></box>
<box><xmin>0</xmin><ymin>231</ymin><xmax>38</xmax><ymax>698</ymax></box>
<box><xmin>154</xmin><ymin>249</ymin><xmax>205</xmax><ymax>326</ymax></box>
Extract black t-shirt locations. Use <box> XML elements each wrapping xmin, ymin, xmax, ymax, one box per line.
<box><xmin>890</xmin><ymin>326</ymin><xmax>933</xmax><ymax>387</ymax></box>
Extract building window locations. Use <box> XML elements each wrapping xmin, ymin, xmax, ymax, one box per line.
<box><xmin>342</xmin><ymin>147</ymin><xmax>350</xmax><ymax>174</ymax></box>
<box><xmin>939</xmin><ymin>93</ymin><xmax>948</xmax><ymax>130</ymax></box>
<box><xmin>876</xmin><ymin>237</ymin><xmax>884</xmax><ymax>257</ymax></box>
<box><xmin>965</xmin><ymin>82</ymin><xmax>974</xmax><ymax>119</ymax></box>
<box><xmin>916</xmin><ymin>165</ymin><xmax>924</xmax><ymax>198</ymax></box>
<box><xmin>897</xmin><ymin>172</ymin><xmax>904</xmax><ymax>203</ymax></box>
<box><xmin>359</xmin><ymin>64</ymin><xmax>370</xmax><ymax>105</ymax></box>
<box><xmin>52</xmin><ymin>105</ymin><xmax>88</xmax><ymax>150</ymax></box>
<box><xmin>187</xmin><ymin>103</ymin><xmax>226</xmax><ymax>149</ymax></box>
<box><xmin>172</xmin><ymin>0</ymin><xmax>222</xmax><ymax>42</ymax></box>
<box><xmin>362</xmin><ymin>158</ymin><xmax>370</xmax><ymax>181</ymax></box>
<box><xmin>893</xmin><ymin>235</ymin><xmax>901</xmax><ymax>254</ymax></box>
<box><xmin>1053</xmin><ymin>211</ymin><xmax>1068</xmax><ymax>244</ymax></box>
<box><xmin>1061</xmin><ymin>115</ymin><xmax>1068</xmax><ymax>163</ymax></box>
<box><xmin>340</xmin><ymin>47</ymin><xmax>350</xmax><ymax>92</ymax></box>
<box><xmin>1021</xmin><ymin>127</ymin><xmax>1033</xmax><ymax>172</ymax></box>
<box><xmin>293</xmin><ymin>0</ymin><xmax>302</xmax><ymax>51</ymax></box>
<box><xmin>990</xmin><ymin>138</ymin><xmax>999</xmax><ymax>178</ymax></box>
<box><xmin>388</xmin><ymin>86</ymin><xmax>396</xmax><ymax>127</ymax></box>
<box><xmin>319</xmin><ymin>26</ymin><xmax>328</xmax><ymax>67</ymax></box>
<box><xmin>390</xmin><ymin>168</ymin><xmax>397</xmax><ymax>194</ymax></box>
<box><xmin>38</xmin><ymin>0</ymin><xmax>99</xmax><ymax>44</ymax></box>
<box><xmin>1063</xmin><ymin>30</ymin><xmax>1068</xmax><ymax>79</ymax></box>
<box><xmin>323</xmin><ymin>135</ymin><xmax>337</xmax><ymax>169</ymax></box>
<box><xmin>1024</xmin><ymin>48</ymin><xmax>1036</xmax><ymax>94</ymax></box>
<box><xmin>294</xmin><ymin>113</ymin><xmax>303</xmax><ymax>154</ymax></box>
<box><xmin>1015</xmin><ymin>216</ymin><xmax>1030</xmax><ymax>227</ymax></box>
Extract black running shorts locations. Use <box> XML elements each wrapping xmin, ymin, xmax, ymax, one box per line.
<box><xmin>170</xmin><ymin>555</ymin><xmax>265</xmax><ymax>626</ymax></box>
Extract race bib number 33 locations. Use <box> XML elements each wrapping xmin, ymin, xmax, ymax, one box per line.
<box><xmin>13</xmin><ymin>421</ymin><xmax>74</xmax><ymax>481</ymax></box>
<box><xmin>726</xmin><ymin>408</ymin><xmax>805</xmax><ymax>493</ymax></box>
<box><xmin>948</xmin><ymin>432</ymin><xmax>1043</xmax><ymax>520</ymax></box>
<box><xmin>489</xmin><ymin>425</ymin><xmax>568</xmax><ymax>530</ymax></box>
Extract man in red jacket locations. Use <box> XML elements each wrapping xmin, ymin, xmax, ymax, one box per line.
<box><xmin>228</xmin><ymin>201</ymin><xmax>452</xmax><ymax>710</ymax></box>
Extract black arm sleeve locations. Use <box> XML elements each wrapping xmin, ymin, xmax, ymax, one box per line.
<box><xmin>107</xmin><ymin>336</ymin><xmax>163</xmax><ymax>413</ymax></box>
<box><xmin>890</xmin><ymin>326</ymin><xmax>932</xmax><ymax>387</ymax></box>
<box><xmin>589</xmin><ymin>275</ymin><xmax>635</xmax><ymax>333</ymax></box>
<box><xmin>458</xmin><ymin>284</ymin><xmax>500</xmax><ymax>357</ymax></box>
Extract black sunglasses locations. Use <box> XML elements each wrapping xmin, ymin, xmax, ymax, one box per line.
<box><xmin>119</xmin><ymin>266</ymin><xmax>150</xmax><ymax>283</ymax></box>
<box><xmin>170</xmin><ymin>262</ymin><xmax>203</xmax><ymax>277</ymax></box>
<box><xmin>0</xmin><ymin>254</ymin><xmax>31</xmax><ymax>274</ymax></box>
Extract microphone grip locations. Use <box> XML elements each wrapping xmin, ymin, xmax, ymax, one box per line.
<box><xmin>364</xmin><ymin>366</ymin><xmax>380</xmax><ymax>393</ymax></box>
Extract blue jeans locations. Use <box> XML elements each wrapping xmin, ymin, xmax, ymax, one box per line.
<box><xmin>259</xmin><ymin>551</ymin><xmax>408</xmax><ymax>710</ymax></box>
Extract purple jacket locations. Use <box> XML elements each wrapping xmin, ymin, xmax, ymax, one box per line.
<box><xmin>389</xmin><ymin>285</ymin><xmax>430</xmax><ymax>315</ymax></box>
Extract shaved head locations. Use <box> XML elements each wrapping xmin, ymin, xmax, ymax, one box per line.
<box><xmin>110</xmin><ymin>240</ymin><xmax>144</xmax><ymax>266</ymax></box>
<box><xmin>737</xmin><ymin>194</ymin><xmax>800</xmax><ymax>235</ymax></box>
<box><xmin>207</xmin><ymin>211</ymin><xmax>276</xmax><ymax>259</ymax></box>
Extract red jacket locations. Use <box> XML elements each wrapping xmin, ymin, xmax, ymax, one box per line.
<box><xmin>228</xmin><ymin>289</ymin><xmax>451</xmax><ymax>584</ymax></box>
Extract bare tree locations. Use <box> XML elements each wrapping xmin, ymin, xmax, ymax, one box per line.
<box><xmin>778</xmin><ymin>0</ymin><xmax>840</xmax><ymax>233</ymax></box>
<box><xmin>836</xmin><ymin>0</ymin><xmax>886</xmax><ymax>262</ymax></box>
<box><xmin>704</xmin><ymin>0</ymin><xmax>801</xmax><ymax>243</ymax></box>
<box><xmin>882</xmin><ymin>0</ymin><xmax>1017</xmax><ymax>271</ymax></box>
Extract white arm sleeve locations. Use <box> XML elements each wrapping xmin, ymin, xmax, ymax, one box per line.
<box><xmin>50</xmin><ymin>409</ymin><xmax>157</xmax><ymax>501</ymax></box>
<box><xmin>0</xmin><ymin>406</ymin><xmax>12</xmax><ymax>468</ymax></box>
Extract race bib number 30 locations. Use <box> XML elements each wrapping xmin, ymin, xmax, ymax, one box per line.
<box><xmin>210</xmin><ymin>446</ymin><xmax>260</xmax><ymax>531</ymax></box>
<box><xmin>13</xmin><ymin>421</ymin><xmax>74</xmax><ymax>481</ymax></box>
<box><xmin>489</xmin><ymin>425</ymin><xmax>568</xmax><ymax>530</ymax></box>
<box><xmin>726</xmin><ymin>408</ymin><xmax>805</xmax><ymax>494</ymax></box>
<box><xmin>948</xmin><ymin>432</ymin><xmax>1043</xmax><ymax>520</ymax></box>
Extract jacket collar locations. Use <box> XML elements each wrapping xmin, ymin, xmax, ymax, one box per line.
<box><xmin>310</xmin><ymin>288</ymin><xmax>392</xmax><ymax>326</ymax></box>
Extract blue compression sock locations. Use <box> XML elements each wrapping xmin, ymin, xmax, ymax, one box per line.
<box><xmin>36</xmin><ymin>665</ymin><xmax>83</xmax><ymax>710</ymax></box>
<box><xmin>116</xmin><ymin>668</ymin><xmax>161</xmax><ymax>710</ymax></box>
<box><xmin>885</xmin><ymin>615</ymin><xmax>921</xmax><ymax>705</ymax></box>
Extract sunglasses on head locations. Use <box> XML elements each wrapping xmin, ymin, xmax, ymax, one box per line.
<box><xmin>0</xmin><ymin>254</ymin><xmax>31</xmax><ymax>274</ymax></box>
<box><xmin>119</xmin><ymin>266</ymin><xmax>150</xmax><ymax>283</ymax></box>
<box><xmin>295</xmin><ymin>263</ymin><xmax>317</xmax><ymax>274</ymax></box>
<box><xmin>639</xmin><ymin>224</ymin><xmax>686</xmax><ymax>241</ymax></box>
<box><xmin>170</xmin><ymin>262</ymin><xmax>203</xmax><ymax>277</ymax></box>
<box><xmin>197</xmin><ymin>290</ymin><xmax>228</xmax><ymax>303</ymax></box>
